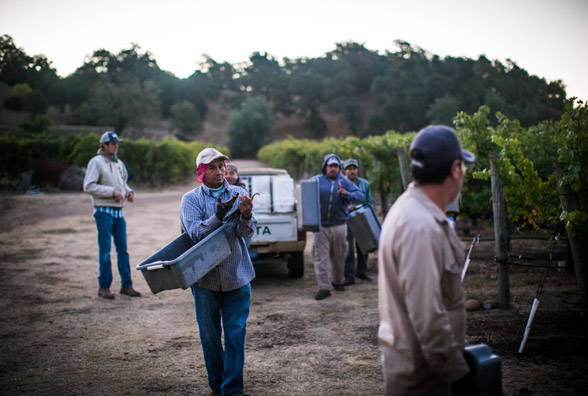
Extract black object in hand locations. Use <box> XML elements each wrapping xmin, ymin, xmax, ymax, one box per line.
<box><xmin>216</xmin><ymin>193</ymin><xmax>239</xmax><ymax>220</ymax></box>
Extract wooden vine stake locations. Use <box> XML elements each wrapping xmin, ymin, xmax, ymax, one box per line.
<box><xmin>396</xmin><ymin>147</ymin><xmax>411</xmax><ymax>191</ymax></box>
<box><xmin>554</xmin><ymin>161</ymin><xmax>588</xmax><ymax>314</ymax></box>
<box><xmin>490</xmin><ymin>154</ymin><xmax>511</xmax><ymax>309</ymax></box>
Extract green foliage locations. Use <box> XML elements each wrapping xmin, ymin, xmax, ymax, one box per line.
<box><xmin>0</xmin><ymin>133</ymin><xmax>228</xmax><ymax>188</ymax></box>
<box><xmin>21</xmin><ymin>115</ymin><xmax>53</xmax><ymax>134</ymax></box>
<box><xmin>3</xmin><ymin>83</ymin><xmax>48</xmax><ymax>115</ymax></box>
<box><xmin>0</xmin><ymin>133</ymin><xmax>78</xmax><ymax>181</ymax></box>
<box><xmin>2</xmin><ymin>36</ymin><xmax>568</xmax><ymax>148</ymax></box>
<box><xmin>170</xmin><ymin>101</ymin><xmax>202</xmax><ymax>140</ymax></box>
<box><xmin>0</xmin><ymin>35</ymin><xmax>59</xmax><ymax>94</ymax></box>
<box><xmin>258</xmin><ymin>131</ymin><xmax>414</xmax><ymax>202</ymax></box>
<box><xmin>120</xmin><ymin>136</ymin><xmax>190</xmax><ymax>185</ymax></box>
<box><xmin>74</xmin><ymin>78</ymin><xmax>161</xmax><ymax>133</ymax></box>
<box><xmin>228</xmin><ymin>96</ymin><xmax>273</xmax><ymax>158</ymax></box>
<box><xmin>558</xmin><ymin>99</ymin><xmax>588</xmax><ymax>238</ymax></box>
<box><xmin>115</xmin><ymin>137</ymin><xmax>228</xmax><ymax>186</ymax></box>
<box><xmin>259</xmin><ymin>103</ymin><xmax>585</xmax><ymax>234</ymax></box>
<box><xmin>70</xmin><ymin>133</ymin><xmax>101</xmax><ymax>166</ymax></box>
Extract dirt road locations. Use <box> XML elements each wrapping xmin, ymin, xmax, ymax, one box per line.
<box><xmin>0</xmin><ymin>182</ymin><xmax>383</xmax><ymax>396</ymax></box>
<box><xmin>1</xmin><ymin>179</ymin><xmax>587</xmax><ymax>395</ymax></box>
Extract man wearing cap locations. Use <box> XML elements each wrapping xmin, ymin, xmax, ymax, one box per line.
<box><xmin>83</xmin><ymin>131</ymin><xmax>140</xmax><ymax>299</ymax></box>
<box><xmin>342</xmin><ymin>158</ymin><xmax>374</xmax><ymax>285</ymax></box>
<box><xmin>378</xmin><ymin>125</ymin><xmax>479</xmax><ymax>395</ymax></box>
<box><xmin>312</xmin><ymin>154</ymin><xmax>364</xmax><ymax>300</ymax></box>
<box><xmin>180</xmin><ymin>148</ymin><xmax>256</xmax><ymax>396</ymax></box>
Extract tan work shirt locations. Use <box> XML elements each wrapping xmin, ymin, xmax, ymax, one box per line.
<box><xmin>378</xmin><ymin>183</ymin><xmax>470</xmax><ymax>395</ymax></box>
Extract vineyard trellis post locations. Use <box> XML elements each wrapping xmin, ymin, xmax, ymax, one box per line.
<box><xmin>490</xmin><ymin>154</ymin><xmax>511</xmax><ymax>309</ymax></box>
<box><xmin>554</xmin><ymin>161</ymin><xmax>588</xmax><ymax>313</ymax></box>
<box><xmin>396</xmin><ymin>147</ymin><xmax>411</xmax><ymax>191</ymax></box>
<box><xmin>373</xmin><ymin>154</ymin><xmax>389</xmax><ymax>214</ymax></box>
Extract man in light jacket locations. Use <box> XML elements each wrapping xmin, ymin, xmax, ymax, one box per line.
<box><xmin>378</xmin><ymin>125</ymin><xmax>479</xmax><ymax>395</ymax></box>
<box><xmin>83</xmin><ymin>131</ymin><xmax>140</xmax><ymax>300</ymax></box>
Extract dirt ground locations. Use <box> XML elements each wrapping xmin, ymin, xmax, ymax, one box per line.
<box><xmin>1</xmin><ymin>172</ymin><xmax>587</xmax><ymax>395</ymax></box>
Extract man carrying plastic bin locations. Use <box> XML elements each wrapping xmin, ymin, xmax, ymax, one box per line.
<box><xmin>180</xmin><ymin>148</ymin><xmax>256</xmax><ymax>396</ymax></box>
<box><xmin>312</xmin><ymin>154</ymin><xmax>363</xmax><ymax>300</ymax></box>
<box><xmin>342</xmin><ymin>158</ymin><xmax>374</xmax><ymax>285</ymax></box>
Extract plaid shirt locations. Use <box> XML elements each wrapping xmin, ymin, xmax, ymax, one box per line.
<box><xmin>180</xmin><ymin>180</ymin><xmax>256</xmax><ymax>291</ymax></box>
<box><xmin>93</xmin><ymin>206</ymin><xmax>124</xmax><ymax>218</ymax></box>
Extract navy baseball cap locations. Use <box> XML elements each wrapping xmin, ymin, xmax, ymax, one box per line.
<box><xmin>410</xmin><ymin>125</ymin><xmax>475</xmax><ymax>168</ymax></box>
<box><xmin>343</xmin><ymin>159</ymin><xmax>359</xmax><ymax>169</ymax></box>
<box><xmin>100</xmin><ymin>131</ymin><xmax>123</xmax><ymax>144</ymax></box>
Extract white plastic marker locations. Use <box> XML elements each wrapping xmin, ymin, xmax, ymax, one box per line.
<box><xmin>518</xmin><ymin>298</ymin><xmax>540</xmax><ymax>353</ymax></box>
<box><xmin>461</xmin><ymin>234</ymin><xmax>479</xmax><ymax>281</ymax></box>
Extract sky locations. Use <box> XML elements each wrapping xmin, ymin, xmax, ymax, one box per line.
<box><xmin>1</xmin><ymin>0</ymin><xmax>587</xmax><ymax>101</ymax></box>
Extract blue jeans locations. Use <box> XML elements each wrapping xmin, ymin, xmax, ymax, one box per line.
<box><xmin>191</xmin><ymin>283</ymin><xmax>251</xmax><ymax>395</ymax></box>
<box><xmin>94</xmin><ymin>212</ymin><xmax>132</xmax><ymax>289</ymax></box>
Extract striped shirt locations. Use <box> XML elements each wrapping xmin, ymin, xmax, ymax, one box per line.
<box><xmin>180</xmin><ymin>180</ymin><xmax>256</xmax><ymax>291</ymax></box>
<box><xmin>93</xmin><ymin>206</ymin><xmax>124</xmax><ymax>218</ymax></box>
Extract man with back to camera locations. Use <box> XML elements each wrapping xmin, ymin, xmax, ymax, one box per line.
<box><xmin>312</xmin><ymin>154</ymin><xmax>364</xmax><ymax>300</ymax></box>
<box><xmin>83</xmin><ymin>131</ymin><xmax>140</xmax><ymax>300</ymax></box>
<box><xmin>180</xmin><ymin>148</ymin><xmax>256</xmax><ymax>396</ymax></box>
<box><xmin>378</xmin><ymin>125</ymin><xmax>479</xmax><ymax>395</ymax></box>
<box><xmin>342</xmin><ymin>158</ymin><xmax>374</xmax><ymax>285</ymax></box>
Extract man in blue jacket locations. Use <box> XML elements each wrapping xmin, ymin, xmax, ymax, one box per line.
<box><xmin>312</xmin><ymin>154</ymin><xmax>364</xmax><ymax>300</ymax></box>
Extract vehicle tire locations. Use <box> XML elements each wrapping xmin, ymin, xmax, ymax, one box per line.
<box><xmin>287</xmin><ymin>251</ymin><xmax>304</xmax><ymax>278</ymax></box>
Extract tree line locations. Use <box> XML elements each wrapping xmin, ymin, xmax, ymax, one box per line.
<box><xmin>1</xmin><ymin>35</ymin><xmax>568</xmax><ymax>158</ymax></box>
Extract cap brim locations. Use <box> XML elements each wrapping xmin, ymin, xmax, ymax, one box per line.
<box><xmin>461</xmin><ymin>149</ymin><xmax>476</xmax><ymax>164</ymax></box>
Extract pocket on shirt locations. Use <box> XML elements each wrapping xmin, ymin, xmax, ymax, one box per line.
<box><xmin>442</xmin><ymin>257</ymin><xmax>464</xmax><ymax>308</ymax></box>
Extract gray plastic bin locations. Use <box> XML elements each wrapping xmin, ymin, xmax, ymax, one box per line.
<box><xmin>136</xmin><ymin>224</ymin><xmax>231</xmax><ymax>294</ymax></box>
<box><xmin>348</xmin><ymin>205</ymin><xmax>381</xmax><ymax>253</ymax></box>
<box><xmin>464</xmin><ymin>343</ymin><xmax>502</xmax><ymax>396</ymax></box>
<box><xmin>297</xmin><ymin>179</ymin><xmax>321</xmax><ymax>232</ymax></box>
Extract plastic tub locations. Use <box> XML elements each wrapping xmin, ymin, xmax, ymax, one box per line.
<box><xmin>136</xmin><ymin>224</ymin><xmax>231</xmax><ymax>294</ymax></box>
<box><xmin>348</xmin><ymin>205</ymin><xmax>381</xmax><ymax>253</ymax></box>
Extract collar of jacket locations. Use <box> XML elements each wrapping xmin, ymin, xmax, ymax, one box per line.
<box><xmin>97</xmin><ymin>148</ymin><xmax>118</xmax><ymax>163</ymax></box>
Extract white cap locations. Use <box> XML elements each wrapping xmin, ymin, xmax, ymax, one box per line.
<box><xmin>196</xmin><ymin>148</ymin><xmax>229</xmax><ymax>167</ymax></box>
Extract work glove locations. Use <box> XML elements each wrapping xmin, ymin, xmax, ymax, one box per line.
<box><xmin>216</xmin><ymin>193</ymin><xmax>239</xmax><ymax>221</ymax></box>
<box><xmin>451</xmin><ymin>372</ymin><xmax>480</xmax><ymax>396</ymax></box>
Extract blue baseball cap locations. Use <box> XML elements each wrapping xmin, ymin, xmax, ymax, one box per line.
<box><xmin>100</xmin><ymin>131</ymin><xmax>123</xmax><ymax>144</ymax></box>
<box><xmin>410</xmin><ymin>125</ymin><xmax>475</xmax><ymax>168</ymax></box>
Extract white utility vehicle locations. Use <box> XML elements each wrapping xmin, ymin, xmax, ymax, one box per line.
<box><xmin>238</xmin><ymin>168</ymin><xmax>306</xmax><ymax>278</ymax></box>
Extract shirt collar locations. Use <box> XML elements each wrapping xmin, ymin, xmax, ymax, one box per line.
<box><xmin>201</xmin><ymin>180</ymin><xmax>228</xmax><ymax>195</ymax></box>
<box><xmin>407</xmin><ymin>182</ymin><xmax>449</xmax><ymax>225</ymax></box>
